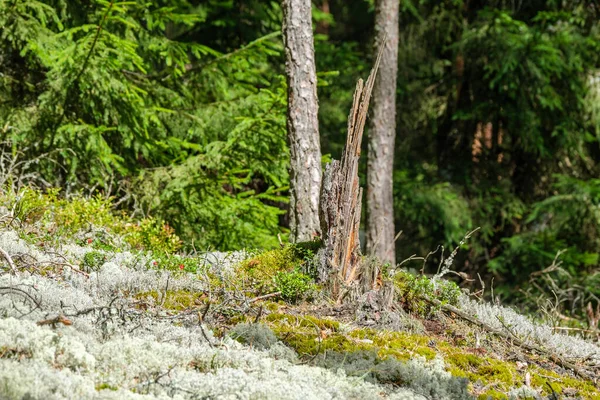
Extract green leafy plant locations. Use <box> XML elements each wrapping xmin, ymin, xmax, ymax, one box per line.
<box><xmin>274</xmin><ymin>269</ymin><xmax>315</xmax><ymax>303</ymax></box>
<box><xmin>82</xmin><ymin>251</ymin><xmax>106</xmax><ymax>272</ymax></box>
<box><xmin>394</xmin><ymin>271</ymin><xmax>461</xmax><ymax>317</ymax></box>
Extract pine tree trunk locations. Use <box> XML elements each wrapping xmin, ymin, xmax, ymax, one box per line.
<box><xmin>282</xmin><ymin>0</ymin><xmax>322</xmax><ymax>243</ymax></box>
<box><xmin>366</xmin><ymin>0</ymin><xmax>399</xmax><ymax>264</ymax></box>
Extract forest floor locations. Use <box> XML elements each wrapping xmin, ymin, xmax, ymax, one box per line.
<box><xmin>0</xmin><ymin>193</ymin><xmax>599</xmax><ymax>400</ymax></box>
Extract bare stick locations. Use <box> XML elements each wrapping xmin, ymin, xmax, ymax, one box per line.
<box><xmin>0</xmin><ymin>286</ymin><xmax>42</xmax><ymax>309</ymax></box>
<box><xmin>37</xmin><ymin>314</ymin><xmax>72</xmax><ymax>328</ymax></box>
<box><xmin>249</xmin><ymin>292</ymin><xmax>281</xmax><ymax>304</ymax></box>
<box><xmin>160</xmin><ymin>274</ymin><xmax>171</xmax><ymax>307</ymax></box>
<box><xmin>198</xmin><ymin>302</ymin><xmax>215</xmax><ymax>348</ymax></box>
<box><xmin>0</xmin><ymin>246</ymin><xmax>17</xmax><ymax>274</ymax></box>
<box><xmin>253</xmin><ymin>305</ymin><xmax>263</xmax><ymax>324</ymax></box>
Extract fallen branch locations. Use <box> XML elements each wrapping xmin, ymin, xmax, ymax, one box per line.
<box><xmin>249</xmin><ymin>292</ymin><xmax>281</xmax><ymax>304</ymax></box>
<box><xmin>424</xmin><ymin>295</ymin><xmax>599</xmax><ymax>387</ymax></box>
<box><xmin>0</xmin><ymin>285</ymin><xmax>42</xmax><ymax>310</ymax></box>
<box><xmin>37</xmin><ymin>314</ymin><xmax>72</xmax><ymax>328</ymax></box>
<box><xmin>198</xmin><ymin>301</ymin><xmax>215</xmax><ymax>348</ymax></box>
<box><xmin>0</xmin><ymin>246</ymin><xmax>17</xmax><ymax>274</ymax></box>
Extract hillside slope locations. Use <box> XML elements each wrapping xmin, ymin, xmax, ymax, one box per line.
<box><xmin>0</xmin><ymin>192</ymin><xmax>598</xmax><ymax>399</ymax></box>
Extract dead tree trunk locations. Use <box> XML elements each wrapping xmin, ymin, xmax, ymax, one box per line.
<box><xmin>282</xmin><ymin>0</ymin><xmax>322</xmax><ymax>243</ymax></box>
<box><xmin>319</xmin><ymin>49</ymin><xmax>384</xmax><ymax>301</ymax></box>
<box><xmin>366</xmin><ymin>0</ymin><xmax>399</xmax><ymax>265</ymax></box>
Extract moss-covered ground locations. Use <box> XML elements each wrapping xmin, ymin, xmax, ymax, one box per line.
<box><xmin>118</xmin><ymin>242</ymin><xmax>600</xmax><ymax>399</ymax></box>
<box><xmin>257</xmin><ymin>310</ymin><xmax>600</xmax><ymax>399</ymax></box>
<box><xmin>2</xmin><ymin>188</ymin><xmax>599</xmax><ymax>399</ymax></box>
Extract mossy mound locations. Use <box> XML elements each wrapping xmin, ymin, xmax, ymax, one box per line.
<box><xmin>259</xmin><ymin>311</ymin><xmax>600</xmax><ymax>399</ymax></box>
<box><xmin>232</xmin><ymin>242</ymin><xmax>321</xmax><ymax>301</ymax></box>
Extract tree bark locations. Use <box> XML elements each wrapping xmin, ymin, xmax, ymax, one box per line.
<box><xmin>319</xmin><ymin>50</ymin><xmax>384</xmax><ymax>301</ymax></box>
<box><xmin>366</xmin><ymin>0</ymin><xmax>399</xmax><ymax>264</ymax></box>
<box><xmin>282</xmin><ymin>0</ymin><xmax>322</xmax><ymax>243</ymax></box>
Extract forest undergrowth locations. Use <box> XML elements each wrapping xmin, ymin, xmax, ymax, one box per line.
<box><xmin>0</xmin><ymin>188</ymin><xmax>598</xmax><ymax>400</ymax></box>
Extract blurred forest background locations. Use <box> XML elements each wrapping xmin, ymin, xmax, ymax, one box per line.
<box><xmin>1</xmin><ymin>0</ymin><xmax>600</xmax><ymax>319</ymax></box>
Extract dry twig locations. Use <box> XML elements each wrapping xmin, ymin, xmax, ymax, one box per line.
<box><xmin>0</xmin><ymin>246</ymin><xmax>17</xmax><ymax>274</ymax></box>
<box><xmin>37</xmin><ymin>314</ymin><xmax>72</xmax><ymax>327</ymax></box>
<box><xmin>249</xmin><ymin>292</ymin><xmax>281</xmax><ymax>304</ymax></box>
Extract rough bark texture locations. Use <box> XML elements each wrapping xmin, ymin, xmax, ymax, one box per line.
<box><xmin>366</xmin><ymin>0</ymin><xmax>399</xmax><ymax>265</ymax></box>
<box><xmin>282</xmin><ymin>0</ymin><xmax>322</xmax><ymax>243</ymax></box>
<box><xmin>319</xmin><ymin>51</ymin><xmax>383</xmax><ymax>300</ymax></box>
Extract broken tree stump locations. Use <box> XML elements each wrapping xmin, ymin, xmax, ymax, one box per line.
<box><xmin>318</xmin><ymin>48</ymin><xmax>383</xmax><ymax>301</ymax></box>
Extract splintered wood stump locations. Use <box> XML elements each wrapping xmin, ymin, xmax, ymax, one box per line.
<box><xmin>319</xmin><ymin>49</ymin><xmax>383</xmax><ymax>300</ymax></box>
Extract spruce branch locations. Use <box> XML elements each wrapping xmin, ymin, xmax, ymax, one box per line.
<box><xmin>47</xmin><ymin>0</ymin><xmax>115</xmax><ymax>150</ymax></box>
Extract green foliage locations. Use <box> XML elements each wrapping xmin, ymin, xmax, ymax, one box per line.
<box><xmin>135</xmin><ymin>81</ymin><xmax>289</xmax><ymax>250</ymax></box>
<box><xmin>82</xmin><ymin>251</ymin><xmax>106</xmax><ymax>272</ymax></box>
<box><xmin>149</xmin><ymin>253</ymin><xmax>204</xmax><ymax>273</ymax></box>
<box><xmin>126</xmin><ymin>219</ymin><xmax>182</xmax><ymax>255</ymax></box>
<box><xmin>394</xmin><ymin>271</ymin><xmax>461</xmax><ymax>317</ymax></box>
<box><xmin>489</xmin><ymin>175</ymin><xmax>600</xmax><ymax>315</ymax></box>
<box><xmin>236</xmin><ymin>243</ymin><xmax>320</xmax><ymax>299</ymax></box>
<box><xmin>1</xmin><ymin>187</ymin><xmax>181</xmax><ymax>254</ymax></box>
<box><xmin>0</xmin><ymin>0</ymin><xmax>287</xmax><ymax>251</ymax></box>
<box><xmin>394</xmin><ymin>170</ymin><xmax>473</xmax><ymax>257</ymax></box>
<box><xmin>2</xmin><ymin>0</ymin><xmax>600</xmax><ymax>327</ymax></box>
<box><xmin>273</xmin><ymin>269</ymin><xmax>315</xmax><ymax>303</ymax></box>
<box><xmin>387</xmin><ymin>1</ymin><xmax>600</xmax><ymax>324</ymax></box>
<box><xmin>315</xmin><ymin>39</ymin><xmax>368</xmax><ymax>159</ymax></box>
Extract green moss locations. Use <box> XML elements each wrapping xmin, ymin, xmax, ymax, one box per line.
<box><xmin>281</xmin><ymin>331</ymin><xmax>354</xmax><ymax>355</ymax></box>
<box><xmin>95</xmin><ymin>383</ymin><xmax>118</xmax><ymax>391</ymax></box>
<box><xmin>265</xmin><ymin>313</ymin><xmax>340</xmax><ymax>331</ymax></box>
<box><xmin>350</xmin><ymin>329</ymin><xmax>439</xmax><ymax>361</ymax></box>
<box><xmin>266</xmin><ymin>313</ymin><xmax>359</xmax><ymax>355</ymax></box>
<box><xmin>529</xmin><ymin>367</ymin><xmax>600</xmax><ymax>398</ymax></box>
<box><xmin>476</xmin><ymin>361</ymin><xmax>515</xmax><ymax>385</ymax></box>
<box><xmin>265</xmin><ymin>313</ymin><xmax>295</xmax><ymax>324</ymax></box>
<box><xmin>443</xmin><ymin>350</ymin><xmax>519</xmax><ymax>394</ymax></box>
<box><xmin>298</xmin><ymin>315</ymin><xmax>340</xmax><ymax>331</ymax></box>
<box><xmin>235</xmin><ymin>243</ymin><xmax>320</xmax><ymax>299</ymax></box>
<box><xmin>135</xmin><ymin>289</ymin><xmax>206</xmax><ymax>311</ymax></box>
<box><xmin>478</xmin><ymin>389</ymin><xmax>507</xmax><ymax>399</ymax></box>
<box><xmin>266</xmin><ymin>313</ymin><xmax>443</xmax><ymax>361</ymax></box>
<box><xmin>260</xmin><ymin>311</ymin><xmax>600</xmax><ymax>398</ymax></box>
<box><xmin>264</xmin><ymin>301</ymin><xmax>280</xmax><ymax>312</ymax></box>
<box><xmin>446</xmin><ymin>351</ymin><xmax>484</xmax><ymax>370</ymax></box>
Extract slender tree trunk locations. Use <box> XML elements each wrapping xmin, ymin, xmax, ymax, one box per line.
<box><xmin>366</xmin><ymin>0</ymin><xmax>399</xmax><ymax>264</ymax></box>
<box><xmin>282</xmin><ymin>0</ymin><xmax>322</xmax><ymax>243</ymax></box>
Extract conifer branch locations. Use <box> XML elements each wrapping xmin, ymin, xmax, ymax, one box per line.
<box><xmin>47</xmin><ymin>0</ymin><xmax>115</xmax><ymax>150</ymax></box>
